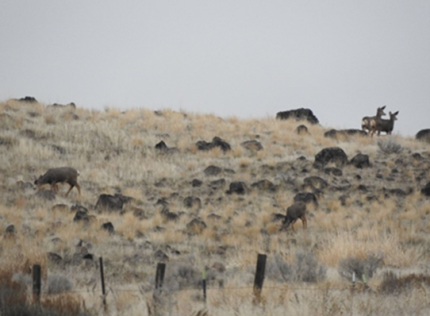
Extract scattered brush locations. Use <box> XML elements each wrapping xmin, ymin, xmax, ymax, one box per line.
<box><xmin>293</xmin><ymin>251</ymin><xmax>327</xmax><ymax>282</ymax></box>
<box><xmin>377</xmin><ymin>137</ymin><xmax>403</xmax><ymax>154</ymax></box>
<box><xmin>378</xmin><ymin>271</ymin><xmax>430</xmax><ymax>295</ymax></box>
<box><xmin>270</xmin><ymin>252</ymin><xmax>326</xmax><ymax>283</ymax></box>
<box><xmin>47</xmin><ymin>274</ymin><xmax>74</xmax><ymax>294</ymax></box>
<box><xmin>2</xmin><ymin>99</ymin><xmax>430</xmax><ymax>315</ymax></box>
<box><xmin>0</xmin><ymin>268</ymin><xmax>90</xmax><ymax>316</ymax></box>
<box><xmin>338</xmin><ymin>253</ymin><xmax>384</xmax><ymax>282</ymax></box>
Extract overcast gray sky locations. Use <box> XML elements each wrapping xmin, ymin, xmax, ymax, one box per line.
<box><xmin>1</xmin><ymin>1</ymin><xmax>429</xmax><ymax>136</ymax></box>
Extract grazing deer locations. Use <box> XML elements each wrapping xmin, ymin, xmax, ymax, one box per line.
<box><xmin>282</xmin><ymin>202</ymin><xmax>307</xmax><ymax>232</ymax></box>
<box><xmin>370</xmin><ymin>111</ymin><xmax>399</xmax><ymax>137</ymax></box>
<box><xmin>35</xmin><ymin>167</ymin><xmax>81</xmax><ymax>197</ymax></box>
<box><xmin>361</xmin><ymin>106</ymin><xmax>386</xmax><ymax>133</ymax></box>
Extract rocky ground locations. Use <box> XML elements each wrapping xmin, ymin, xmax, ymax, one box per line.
<box><xmin>1</xmin><ymin>98</ymin><xmax>430</xmax><ymax>315</ymax></box>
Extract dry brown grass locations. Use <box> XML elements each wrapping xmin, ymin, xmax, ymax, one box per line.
<box><xmin>1</xmin><ymin>98</ymin><xmax>430</xmax><ymax>315</ymax></box>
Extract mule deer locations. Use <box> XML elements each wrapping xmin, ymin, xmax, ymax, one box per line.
<box><xmin>282</xmin><ymin>202</ymin><xmax>307</xmax><ymax>232</ymax></box>
<box><xmin>361</xmin><ymin>106</ymin><xmax>386</xmax><ymax>133</ymax></box>
<box><xmin>35</xmin><ymin>167</ymin><xmax>81</xmax><ymax>197</ymax></box>
<box><xmin>370</xmin><ymin>111</ymin><xmax>399</xmax><ymax>137</ymax></box>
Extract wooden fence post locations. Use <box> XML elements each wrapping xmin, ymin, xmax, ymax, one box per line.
<box><xmin>155</xmin><ymin>262</ymin><xmax>166</xmax><ymax>290</ymax></box>
<box><xmin>202</xmin><ymin>267</ymin><xmax>207</xmax><ymax>303</ymax></box>
<box><xmin>99</xmin><ymin>257</ymin><xmax>106</xmax><ymax>306</ymax></box>
<box><xmin>253</xmin><ymin>254</ymin><xmax>267</xmax><ymax>304</ymax></box>
<box><xmin>153</xmin><ymin>262</ymin><xmax>166</xmax><ymax>304</ymax></box>
<box><xmin>32</xmin><ymin>264</ymin><xmax>41</xmax><ymax>304</ymax></box>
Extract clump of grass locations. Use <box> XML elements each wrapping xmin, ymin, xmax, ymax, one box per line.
<box><xmin>338</xmin><ymin>253</ymin><xmax>383</xmax><ymax>282</ymax></box>
<box><xmin>238</xmin><ymin>157</ymin><xmax>252</xmax><ymax>168</ymax></box>
<box><xmin>0</xmin><ymin>135</ymin><xmax>19</xmax><ymax>148</ymax></box>
<box><xmin>47</xmin><ymin>274</ymin><xmax>74</xmax><ymax>294</ymax></box>
<box><xmin>0</xmin><ymin>270</ymin><xmax>27</xmax><ymax>312</ymax></box>
<box><xmin>44</xmin><ymin>114</ymin><xmax>57</xmax><ymax>125</ymax></box>
<box><xmin>377</xmin><ymin>138</ymin><xmax>403</xmax><ymax>154</ymax></box>
<box><xmin>40</xmin><ymin>294</ymin><xmax>92</xmax><ymax>316</ymax></box>
<box><xmin>378</xmin><ymin>271</ymin><xmax>430</xmax><ymax>295</ymax></box>
<box><xmin>0</xmin><ymin>268</ymin><xmax>90</xmax><ymax>316</ymax></box>
<box><xmin>294</xmin><ymin>251</ymin><xmax>327</xmax><ymax>282</ymax></box>
<box><xmin>164</xmin><ymin>262</ymin><xmax>201</xmax><ymax>291</ymax></box>
<box><xmin>268</xmin><ymin>252</ymin><xmax>326</xmax><ymax>283</ymax></box>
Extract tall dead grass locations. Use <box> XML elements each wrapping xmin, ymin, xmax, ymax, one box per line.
<box><xmin>1</xmin><ymin>99</ymin><xmax>430</xmax><ymax>315</ymax></box>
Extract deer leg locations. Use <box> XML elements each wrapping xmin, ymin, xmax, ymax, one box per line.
<box><xmin>51</xmin><ymin>183</ymin><xmax>59</xmax><ymax>193</ymax></box>
<box><xmin>291</xmin><ymin>219</ymin><xmax>297</xmax><ymax>232</ymax></box>
<box><xmin>301</xmin><ymin>215</ymin><xmax>307</xmax><ymax>229</ymax></box>
<box><xmin>281</xmin><ymin>220</ymin><xmax>291</xmax><ymax>232</ymax></box>
<box><xmin>75</xmin><ymin>183</ymin><xmax>81</xmax><ymax>196</ymax></box>
<box><xmin>65</xmin><ymin>185</ymin><xmax>74</xmax><ymax>197</ymax></box>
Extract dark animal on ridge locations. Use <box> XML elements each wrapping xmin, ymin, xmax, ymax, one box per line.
<box><xmin>361</xmin><ymin>105</ymin><xmax>386</xmax><ymax>133</ymax></box>
<box><xmin>370</xmin><ymin>111</ymin><xmax>399</xmax><ymax>136</ymax></box>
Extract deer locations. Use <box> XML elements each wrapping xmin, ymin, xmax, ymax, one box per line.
<box><xmin>34</xmin><ymin>167</ymin><xmax>81</xmax><ymax>197</ymax></box>
<box><xmin>361</xmin><ymin>106</ymin><xmax>386</xmax><ymax>133</ymax></box>
<box><xmin>370</xmin><ymin>111</ymin><xmax>399</xmax><ymax>137</ymax></box>
<box><xmin>281</xmin><ymin>202</ymin><xmax>307</xmax><ymax>232</ymax></box>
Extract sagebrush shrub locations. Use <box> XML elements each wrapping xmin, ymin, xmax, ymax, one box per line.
<box><xmin>268</xmin><ymin>252</ymin><xmax>326</xmax><ymax>283</ymax></box>
<box><xmin>294</xmin><ymin>251</ymin><xmax>327</xmax><ymax>283</ymax></box>
<box><xmin>47</xmin><ymin>274</ymin><xmax>73</xmax><ymax>294</ymax></box>
<box><xmin>338</xmin><ymin>253</ymin><xmax>383</xmax><ymax>282</ymax></box>
<box><xmin>377</xmin><ymin>138</ymin><xmax>403</xmax><ymax>154</ymax></box>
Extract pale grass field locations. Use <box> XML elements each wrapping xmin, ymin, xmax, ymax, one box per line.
<box><xmin>1</xmin><ymin>99</ymin><xmax>430</xmax><ymax>315</ymax></box>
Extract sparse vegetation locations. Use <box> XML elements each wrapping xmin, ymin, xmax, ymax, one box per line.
<box><xmin>1</xmin><ymin>98</ymin><xmax>430</xmax><ymax>315</ymax></box>
<box><xmin>338</xmin><ymin>253</ymin><xmax>383</xmax><ymax>281</ymax></box>
<box><xmin>0</xmin><ymin>268</ymin><xmax>90</xmax><ymax>316</ymax></box>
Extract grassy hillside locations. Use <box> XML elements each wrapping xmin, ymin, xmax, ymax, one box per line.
<box><xmin>1</xmin><ymin>98</ymin><xmax>429</xmax><ymax>315</ymax></box>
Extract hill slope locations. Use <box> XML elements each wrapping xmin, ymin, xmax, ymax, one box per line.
<box><xmin>1</xmin><ymin>99</ymin><xmax>430</xmax><ymax>315</ymax></box>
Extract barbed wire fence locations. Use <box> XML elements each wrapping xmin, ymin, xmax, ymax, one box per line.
<box><xmin>28</xmin><ymin>253</ymin><xmax>383</xmax><ymax>315</ymax></box>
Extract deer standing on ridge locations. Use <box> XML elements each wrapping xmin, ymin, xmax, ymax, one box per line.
<box><xmin>370</xmin><ymin>111</ymin><xmax>399</xmax><ymax>137</ymax></box>
<box><xmin>362</xmin><ymin>106</ymin><xmax>386</xmax><ymax>133</ymax></box>
<box><xmin>34</xmin><ymin>167</ymin><xmax>81</xmax><ymax>197</ymax></box>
